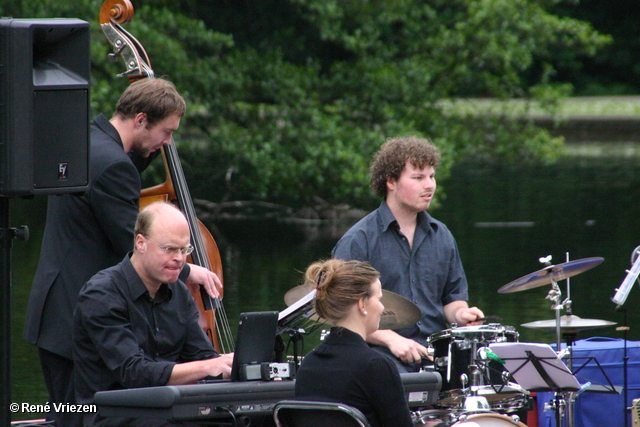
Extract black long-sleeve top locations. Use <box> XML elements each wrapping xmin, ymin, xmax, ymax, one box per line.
<box><xmin>295</xmin><ymin>327</ymin><xmax>414</xmax><ymax>427</ymax></box>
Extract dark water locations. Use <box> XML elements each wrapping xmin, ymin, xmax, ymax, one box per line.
<box><xmin>8</xmin><ymin>150</ymin><xmax>640</xmax><ymax>420</ymax></box>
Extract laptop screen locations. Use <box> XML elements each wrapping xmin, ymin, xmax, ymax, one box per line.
<box><xmin>230</xmin><ymin>311</ymin><xmax>279</xmax><ymax>381</ymax></box>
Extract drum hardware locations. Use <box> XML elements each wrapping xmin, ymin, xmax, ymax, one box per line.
<box><xmin>467</xmin><ymin>339</ymin><xmax>483</xmax><ymax>391</ymax></box>
<box><xmin>542</xmin><ymin>393</ymin><xmax>569</xmax><ymax>425</ymax></box>
<box><xmin>500</xmin><ymin>253</ymin><xmax>610</xmax><ymax>427</ymax></box>
<box><xmin>459</xmin><ymin>394</ymin><xmax>491</xmax><ymax>412</ymax></box>
<box><xmin>411</xmin><ymin>409</ymin><xmax>454</xmax><ymax>426</ymax></box>
<box><xmin>459</xmin><ymin>352</ymin><xmax>492</xmax><ymax>414</ymax></box>
<box><xmin>428</xmin><ymin>325</ymin><xmax>526</xmax><ymax>414</ymax></box>
<box><xmin>611</xmin><ymin>245</ymin><xmax>640</xmax><ymax>427</ymax></box>
<box><xmin>436</xmin><ymin>385</ymin><xmax>530</xmax><ymax>414</ymax></box>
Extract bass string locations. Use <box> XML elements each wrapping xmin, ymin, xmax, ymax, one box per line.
<box><xmin>166</xmin><ymin>139</ymin><xmax>235</xmax><ymax>353</ymax></box>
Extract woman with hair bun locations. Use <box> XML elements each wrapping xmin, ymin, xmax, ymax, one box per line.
<box><xmin>294</xmin><ymin>259</ymin><xmax>414</xmax><ymax>427</ymax></box>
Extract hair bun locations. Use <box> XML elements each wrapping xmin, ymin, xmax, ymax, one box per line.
<box><xmin>314</xmin><ymin>270</ymin><xmax>327</xmax><ymax>299</ymax></box>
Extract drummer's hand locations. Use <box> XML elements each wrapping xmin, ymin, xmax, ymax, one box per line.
<box><xmin>185</xmin><ymin>264</ymin><xmax>223</xmax><ymax>299</ymax></box>
<box><xmin>458</xmin><ymin>306</ymin><xmax>485</xmax><ymax>326</ymax></box>
<box><xmin>388</xmin><ymin>335</ymin><xmax>431</xmax><ymax>364</ymax></box>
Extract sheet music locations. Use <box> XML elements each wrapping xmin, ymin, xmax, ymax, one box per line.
<box><xmin>489</xmin><ymin>342</ymin><xmax>581</xmax><ymax>391</ymax></box>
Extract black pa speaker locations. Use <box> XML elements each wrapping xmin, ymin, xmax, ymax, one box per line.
<box><xmin>0</xmin><ymin>18</ymin><xmax>90</xmax><ymax>197</ymax></box>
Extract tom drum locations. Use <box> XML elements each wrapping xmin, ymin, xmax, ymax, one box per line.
<box><xmin>428</xmin><ymin>324</ymin><xmax>518</xmax><ymax>391</ymax></box>
<box><xmin>427</xmin><ymin>324</ymin><xmax>525</xmax><ymax>411</ymax></box>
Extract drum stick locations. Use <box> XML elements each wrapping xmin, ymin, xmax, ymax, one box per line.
<box><xmin>474</xmin><ymin>315</ymin><xmax>503</xmax><ymax>323</ymax></box>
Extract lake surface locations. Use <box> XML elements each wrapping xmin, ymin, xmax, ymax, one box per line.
<box><xmin>7</xmin><ymin>143</ymin><xmax>640</xmax><ymax>420</ymax></box>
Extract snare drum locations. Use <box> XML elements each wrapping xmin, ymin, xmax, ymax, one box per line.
<box><xmin>428</xmin><ymin>324</ymin><xmax>518</xmax><ymax>392</ymax></box>
<box><xmin>436</xmin><ymin>383</ymin><xmax>528</xmax><ymax>412</ymax></box>
<box><xmin>452</xmin><ymin>412</ymin><xmax>527</xmax><ymax>426</ymax></box>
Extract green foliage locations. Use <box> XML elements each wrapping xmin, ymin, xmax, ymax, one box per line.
<box><xmin>0</xmin><ymin>0</ymin><xmax>609</xmax><ymax>209</ymax></box>
<box><xmin>551</xmin><ymin>0</ymin><xmax>639</xmax><ymax>95</ymax></box>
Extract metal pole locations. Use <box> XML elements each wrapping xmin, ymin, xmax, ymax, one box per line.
<box><xmin>1</xmin><ymin>197</ymin><xmax>12</xmax><ymax>426</ymax></box>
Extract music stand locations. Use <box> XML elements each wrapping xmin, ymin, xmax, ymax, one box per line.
<box><xmin>277</xmin><ymin>289</ymin><xmax>317</xmax><ymax>331</ymax></box>
<box><xmin>490</xmin><ymin>343</ymin><xmax>580</xmax><ymax>391</ymax></box>
<box><xmin>490</xmin><ymin>342</ymin><xmax>580</xmax><ymax>427</ymax></box>
<box><xmin>277</xmin><ymin>289</ymin><xmax>323</xmax><ymax>368</ymax></box>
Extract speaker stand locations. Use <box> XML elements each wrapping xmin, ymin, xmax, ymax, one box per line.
<box><xmin>1</xmin><ymin>197</ymin><xmax>29</xmax><ymax>425</ymax></box>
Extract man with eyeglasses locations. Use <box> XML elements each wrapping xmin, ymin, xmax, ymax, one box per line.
<box><xmin>73</xmin><ymin>201</ymin><xmax>234</xmax><ymax>427</ymax></box>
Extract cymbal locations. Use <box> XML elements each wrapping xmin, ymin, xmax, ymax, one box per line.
<box><xmin>284</xmin><ymin>284</ymin><xmax>421</xmax><ymax>330</ymax></box>
<box><xmin>521</xmin><ymin>315</ymin><xmax>616</xmax><ymax>333</ymax></box>
<box><xmin>284</xmin><ymin>284</ymin><xmax>315</xmax><ymax>306</ymax></box>
<box><xmin>377</xmin><ymin>291</ymin><xmax>422</xmax><ymax>330</ymax></box>
<box><xmin>498</xmin><ymin>257</ymin><xmax>604</xmax><ymax>294</ymax></box>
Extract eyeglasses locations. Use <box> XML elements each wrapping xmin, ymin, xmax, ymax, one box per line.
<box><xmin>144</xmin><ymin>235</ymin><xmax>194</xmax><ymax>255</ymax></box>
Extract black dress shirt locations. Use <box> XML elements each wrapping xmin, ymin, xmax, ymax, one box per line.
<box><xmin>73</xmin><ymin>254</ymin><xmax>217</xmax><ymax>406</ymax></box>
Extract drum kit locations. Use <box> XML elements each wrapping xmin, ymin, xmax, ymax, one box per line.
<box><xmin>283</xmin><ymin>256</ymin><xmax>616</xmax><ymax>427</ymax></box>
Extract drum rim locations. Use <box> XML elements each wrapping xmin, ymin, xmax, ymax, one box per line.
<box><xmin>427</xmin><ymin>324</ymin><xmax>517</xmax><ymax>343</ymax></box>
<box><xmin>454</xmin><ymin>412</ymin><xmax>527</xmax><ymax>426</ymax></box>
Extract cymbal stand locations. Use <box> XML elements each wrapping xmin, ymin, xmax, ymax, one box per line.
<box><xmin>542</xmin><ymin>255</ymin><xmax>577</xmax><ymax>427</ymax></box>
<box><xmin>564</xmin><ymin>252</ymin><xmax>573</xmax><ymax>316</ymax></box>
<box><xmin>543</xmin><ymin>392</ymin><xmax>568</xmax><ymax>427</ymax></box>
<box><xmin>562</xmin><ymin>331</ymin><xmax>580</xmax><ymax>427</ymax></box>
<box><xmin>545</xmin><ymin>278</ymin><xmax>564</xmax><ymax>356</ymax></box>
<box><xmin>563</xmin><ymin>253</ymin><xmax>577</xmax><ymax>427</ymax></box>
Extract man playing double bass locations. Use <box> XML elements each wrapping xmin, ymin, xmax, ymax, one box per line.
<box><xmin>23</xmin><ymin>78</ymin><xmax>223</xmax><ymax>426</ymax></box>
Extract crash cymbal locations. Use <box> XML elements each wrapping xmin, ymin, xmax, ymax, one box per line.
<box><xmin>284</xmin><ymin>284</ymin><xmax>315</xmax><ymax>306</ymax></box>
<box><xmin>378</xmin><ymin>291</ymin><xmax>422</xmax><ymax>330</ymax></box>
<box><xmin>284</xmin><ymin>284</ymin><xmax>421</xmax><ymax>330</ymax></box>
<box><xmin>498</xmin><ymin>257</ymin><xmax>604</xmax><ymax>294</ymax></box>
<box><xmin>521</xmin><ymin>315</ymin><xmax>616</xmax><ymax>333</ymax></box>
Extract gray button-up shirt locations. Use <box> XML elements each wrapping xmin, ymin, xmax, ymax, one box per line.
<box><xmin>332</xmin><ymin>201</ymin><xmax>468</xmax><ymax>345</ymax></box>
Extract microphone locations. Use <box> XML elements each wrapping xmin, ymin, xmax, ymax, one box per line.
<box><xmin>611</xmin><ymin>246</ymin><xmax>640</xmax><ymax>307</ymax></box>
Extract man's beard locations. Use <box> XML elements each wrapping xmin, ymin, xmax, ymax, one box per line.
<box><xmin>130</xmin><ymin>139</ymin><xmax>152</xmax><ymax>158</ymax></box>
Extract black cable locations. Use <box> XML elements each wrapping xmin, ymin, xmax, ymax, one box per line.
<box><xmin>215</xmin><ymin>406</ymin><xmax>237</xmax><ymax>427</ymax></box>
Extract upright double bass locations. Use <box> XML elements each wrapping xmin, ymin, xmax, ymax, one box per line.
<box><xmin>99</xmin><ymin>0</ymin><xmax>234</xmax><ymax>354</ymax></box>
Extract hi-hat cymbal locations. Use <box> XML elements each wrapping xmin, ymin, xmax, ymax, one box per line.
<box><xmin>498</xmin><ymin>257</ymin><xmax>604</xmax><ymax>294</ymax></box>
<box><xmin>284</xmin><ymin>284</ymin><xmax>421</xmax><ymax>330</ymax></box>
<box><xmin>521</xmin><ymin>315</ymin><xmax>616</xmax><ymax>333</ymax></box>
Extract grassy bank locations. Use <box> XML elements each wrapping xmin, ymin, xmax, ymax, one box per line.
<box><xmin>439</xmin><ymin>96</ymin><xmax>640</xmax><ymax>118</ymax></box>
